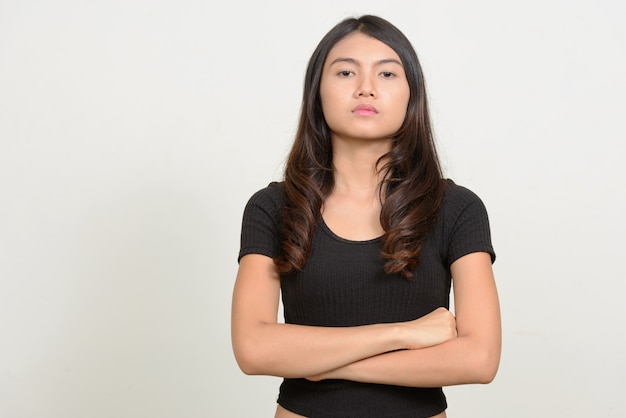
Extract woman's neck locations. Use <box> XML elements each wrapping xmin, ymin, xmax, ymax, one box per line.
<box><xmin>322</xmin><ymin>138</ymin><xmax>389</xmax><ymax>240</ymax></box>
<box><xmin>330</xmin><ymin>139</ymin><xmax>390</xmax><ymax>198</ymax></box>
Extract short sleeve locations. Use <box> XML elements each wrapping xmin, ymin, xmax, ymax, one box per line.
<box><xmin>443</xmin><ymin>182</ymin><xmax>496</xmax><ymax>266</ymax></box>
<box><xmin>238</xmin><ymin>183</ymin><xmax>284</xmax><ymax>262</ymax></box>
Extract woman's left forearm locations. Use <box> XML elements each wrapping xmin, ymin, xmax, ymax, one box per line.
<box><xmin>320</xmin><ymin>334</ymin><xmax>500</xmax><ymax>387</ymax></box>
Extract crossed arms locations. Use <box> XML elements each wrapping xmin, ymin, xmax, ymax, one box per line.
<box><xmin>231</xmin><ymin>251</ymin><xmax>501</xmax><ymax>387</ymax></box>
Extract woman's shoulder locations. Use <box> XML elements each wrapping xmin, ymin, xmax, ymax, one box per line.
<box><xmin>439</xmin><ymin>178</ymin><xmax>495</xmax><ymax>263</ymax></box>
<box><xmin>442</xmin><ymin>178</ymin><xmax>485</xmax><ymax>208</ymax></box>
<box><xmin>246</xmin><ymin>181</ymin><xmax>285</xmax><ymax>211</ymax></box>
<box><xmin>440</xmin><ymin>178</ymin><xmax>491</xmax><ymax>223</ymax></box>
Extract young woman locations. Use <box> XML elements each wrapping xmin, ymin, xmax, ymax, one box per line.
<box><xmin>231</xmin><ymin>15</ymin><xmax>501</xmax><ymax>418</ymax></box>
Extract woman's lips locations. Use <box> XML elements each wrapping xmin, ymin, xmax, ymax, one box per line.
<box><xmin>352</xmin><ymin>104</ymin><xmax>378</xmax><ymax>116</ymax></box>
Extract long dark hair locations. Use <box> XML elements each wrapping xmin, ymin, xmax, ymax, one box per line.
<box><xmin>275</xmin><ymin>15</ymin><xmax>445</xmax><ymax>280</ymax></box>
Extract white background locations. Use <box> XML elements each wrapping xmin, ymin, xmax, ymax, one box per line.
<box><xmin>1</xmin><ymin>1</ymin><xmax>625</xmax><ymax>417</ymax></box>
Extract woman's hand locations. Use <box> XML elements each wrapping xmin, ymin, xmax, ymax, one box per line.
<box><xmin>401</xmin><ymin>307</ymin><xmax>458</xmax><ymax>350</ymax></box>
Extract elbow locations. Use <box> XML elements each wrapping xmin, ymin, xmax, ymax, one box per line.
<box><xmin>237</xmin><ymin>361</ymin><xmax>262</xmax><ymax>376</ymax></box>
<box><xmin>232</xmin><ymin>322</ymin><xmax>280</xmax><ymax>376</ymax></box>
<box><xmin>475</xmin><ymin>363</ymin><xmax>498</xmax><ymax>384</ymax></box>
<box><xmin>234</xmin><ymin>354</ymin><xmax>256</xmax><ymax>376</ymax></box>
<box><xmin>233</xmin><ymin>345</ymin><xmax>265</xmax><ymax>376</ymax></box>
<box><xmin>471</xmin><ymin>348</ymin><xmax>500</xmax><ymax>384</ymax></box>
<box><xmin>233</xmin><ymin>335</ymin><xmax>279</xmax><ymax>376</ymax></box>
<box><xmin>232</xmin><ymin>326</ymin><xmax>265</xmax><ymax>375</ymax></box>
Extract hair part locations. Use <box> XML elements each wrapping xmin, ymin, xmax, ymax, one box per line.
<box><xmin>275</xmin><ymin>15</ymin><xmax>445</xmax><ymax>280</ymax></box>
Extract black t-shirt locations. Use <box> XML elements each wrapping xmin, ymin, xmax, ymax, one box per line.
<box><xmin>239</xmin><ymin>179</ymin><xmax>495</xmax><ymax>418</ymax></box>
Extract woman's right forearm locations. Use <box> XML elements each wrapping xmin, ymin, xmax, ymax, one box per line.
<box><xmin>232</xmin><ymin>306</ymin><xmax>456</xmax><ymax>378</ymax></box>
<box><xmin>232</xmin><ymin>320</ymin><xmax>404</xmax><ymax>378</ymax></box>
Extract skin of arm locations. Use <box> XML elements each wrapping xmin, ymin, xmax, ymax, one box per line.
<box><xmin>231</xmin><ymin>254</ymin><xmax>457</xmax><ymax>378</ymax></box>
<box><xmin>307</xmin><ymin>251</ymin><xmax>501</xmax><ymax>386</ymax></box>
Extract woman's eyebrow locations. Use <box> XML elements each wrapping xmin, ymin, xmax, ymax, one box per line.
<box><xmin>328</xmin><ymin>57</ymin><xmax>403</xmax><ymax>66</ymax></box>
<box><xmin>376</xmin><ymin>58</ymin><xmax>403</xmax><ymax>66</ymax></box>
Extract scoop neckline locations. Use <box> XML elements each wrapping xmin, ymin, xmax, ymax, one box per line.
<box><xmin>318</xmin><ymin>217</ymin><xmax>384</xmax><ymax>244</ymax></box>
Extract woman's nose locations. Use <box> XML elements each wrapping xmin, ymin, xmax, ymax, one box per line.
<box><xmin>356</xmin><ymin>76</ymin><xmax>376</xmax><ymax>98</ymax></box>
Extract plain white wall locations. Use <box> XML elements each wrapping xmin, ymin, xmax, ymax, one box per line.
<box><xmin>1</xmin><ymin>0</ymin><xmax>625</xmax><ymax>417</ymax></box>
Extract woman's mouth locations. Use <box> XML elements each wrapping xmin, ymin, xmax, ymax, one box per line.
<box><xmin>352</xmin><ymin>104</ymin><xmax>378</xmax><ymax>116</ymax></box>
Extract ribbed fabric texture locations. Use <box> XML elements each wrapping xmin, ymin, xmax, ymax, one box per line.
<box><xmin>238</xmin><ymin>179</ymin><xmax>495</xmax><ymax>418</ymax></box>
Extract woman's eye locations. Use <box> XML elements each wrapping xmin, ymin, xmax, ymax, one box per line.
<box><xmin>381</xmin><ymin>71</ymin><xmax>395</xmax><ymax>78</ymax></box>
<box><xmin>338</xmin><ymin>70</ymin><xmax>353</xmax><ymax>77</ymax></box>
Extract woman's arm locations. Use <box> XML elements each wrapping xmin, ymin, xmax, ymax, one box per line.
<box><xmin>231</xmin><ymin>254</ymin><xmax>457</xmax><ymax>378</ymax></box>
<box><xmin>310</xmin><ymin>252</ymin><xmax>501</xmax><ymax>386</ymax></box>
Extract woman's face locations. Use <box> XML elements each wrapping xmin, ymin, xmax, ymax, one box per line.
<box><xmin>320</xmin><ymin>32</ymin><xmax>410</xmax><ymax>144</ymax></box>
